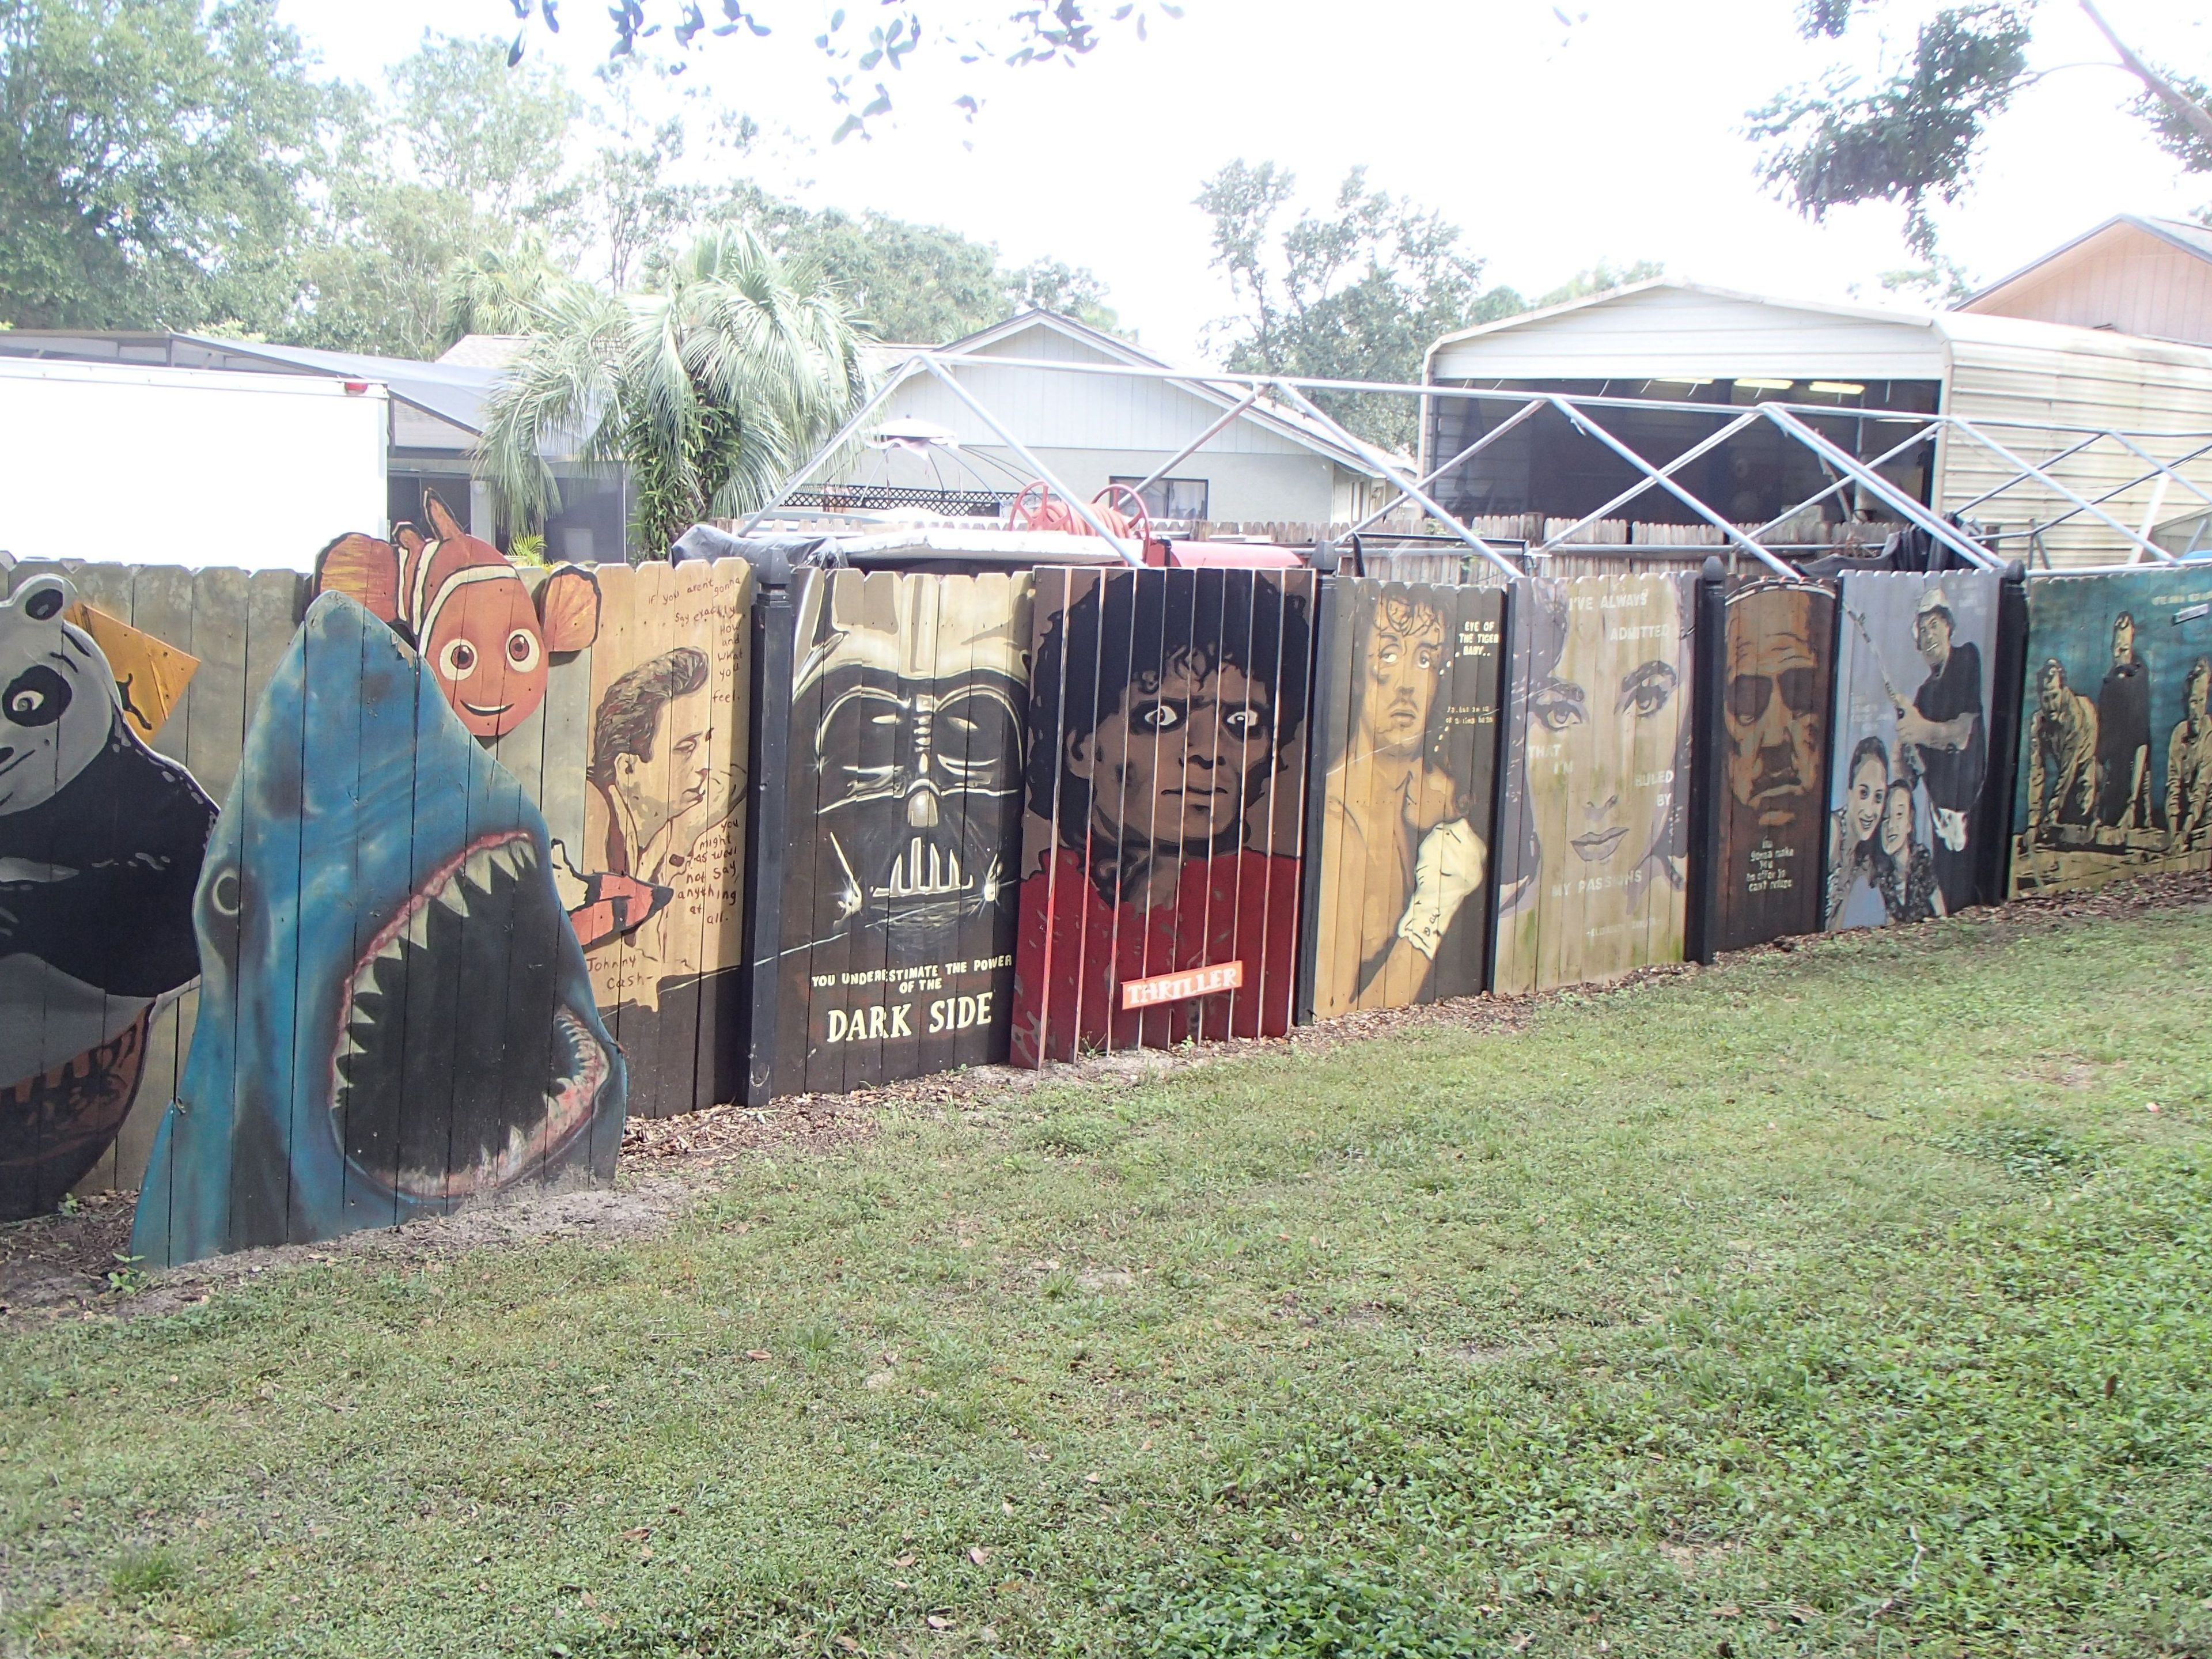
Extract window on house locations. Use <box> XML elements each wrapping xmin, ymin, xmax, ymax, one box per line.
<box><xmin>1109</xmin><ymin>475</ymin><xmax>1209</xmax><ymax>521</ymax></box>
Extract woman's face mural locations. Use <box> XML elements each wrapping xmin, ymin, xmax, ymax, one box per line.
<box><xmin>1847</xmin><ymin>751</ymin><xmax>1887</xmax><ymax>847</ymax></box>
<box><xmin>1525</xmin><ymin>581</ymin><xmax>1685</xmax><ymax>882</ymax></box>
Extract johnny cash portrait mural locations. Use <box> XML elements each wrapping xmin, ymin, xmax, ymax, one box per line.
<box><xmin>1</xmin><ymin>575</ymin><xmax>217</xmax><ymax>1221</ymax></box>
<box><xmin>1304</xmin><ymin>579</ymin><xmax>1504</xmax><ymax>1016</ymax></box>
<box><xmin>1492</xmin><ymin>573</ymin><xmax>1696</xmax><ymax>996</ymax></box>
<box><xmin>2010</xmin><ymin>566</ymin><xmax>2212</xmax><ymax>898</ymax></box>
<box><xmin>1825</xmin><ymin>571</ymin><xmax>1998</xmax><ymax>929</ymax></box>
<box><xmin>772</xmin><ymin>570</ymin><xmax>1033</xmax><ymax>1094</ymax></box>
<box><xmin>1009</xmin><ymin>567</ymin><xmax>1315</xmax><ymax>1063</ymax></box>
<box><xmin>1713</xmin><ymin>579</ymin><xmax>1836</xmax><ymax>952</ymax></box>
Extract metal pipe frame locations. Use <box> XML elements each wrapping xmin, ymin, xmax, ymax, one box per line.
<box><xmin>1539</xmin><ymin>408</ymin><xmax>1766</xmax><ymax>552</ymax></box>
<box><xmin>919</xmin><ymin>356</ymin><xmax>1137</xmax><ymax>558</ymax></box>
<box><xmin>1950</xmin><ymin>429</ymin><xmax>2108</xmax><ymax>513</ymax></box>
<box><xmin>2005</xmin><ymin>437</ymin><xmax>2212</xmax><ymax>542</ymax></box>
<box><xmin>1548</xmin><ymin>397</ymin><xmax>1798</xmax><ymax>578</ymax></box>
<box><xmin>1345</xmin><ymin>397</ymin><xmax>1548</xmax><ymax>536</ymax></box>
<box><xmin>2103</xmin><ymin>431</ymin><xmax>2212</xmax><ymax>514</ymax></box>
<box><xmin>737</xmin><ymin>355</ymin><xmax>925</xmax><ymax>533</ymax></box>
<box><xmin>1264</xmin><ymin>379</ymin><xmax>1520</xmax><ymax>578</ymax></box>
<box><xmin>1758</xmin><ymin>405</ymin><xmax>2001</xmax><ymax>570</ymax></box>
<box><xmin>1745</xmin><ymin>423</ymin><xmax>1940</xmax><ymax>541</ymax></box>
<box><xmin>1941</xmin><ymin>415</ymin><xmax>2175</xmax><ymax>563</ymax></box>
<box><xmin>1126</xmin><ymin>389</ymin><xmax>1263</xmax><ymax>497</ymax></box>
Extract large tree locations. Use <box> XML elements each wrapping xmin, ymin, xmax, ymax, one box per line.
<box><xmin>1752</xmin><ymin>0</ymin><xmax>2212</xmax><ymax>258</ymax></box>
<box><xmin>0</xmin><ymin>0</ymin><xmax>329</xmax><ymax>333</ymax></box>
<box><xmin>1196</xmin><ymin>161</ymin><xmax>1525</xmax><ymax>453</ymax></box>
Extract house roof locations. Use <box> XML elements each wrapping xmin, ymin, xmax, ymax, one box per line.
<box><xmin>1963</xmin><ymin>214</ymin><xmax>2212</xmax><ymax>310</ymax></box>
<box><xmin>916</xmin><ymin>308</ymin><xmax>1389</xmax><ymax>476</ymax></box>
<box><xmin>0</xmin><ymin>330</ymin><xmax>499</xmax><ymax>437</ymax></box>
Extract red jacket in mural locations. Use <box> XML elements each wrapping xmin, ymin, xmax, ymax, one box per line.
<box><xmin>1010</xmin><ymin>846</ymin><xmax>1300</xmax><ymax>1064</ymax></box>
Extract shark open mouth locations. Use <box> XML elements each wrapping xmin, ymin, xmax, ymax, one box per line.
<box><xmin>329</xmin><ymin>829</ymin><xmax>611</xmax><ymax>1203</ymax></box>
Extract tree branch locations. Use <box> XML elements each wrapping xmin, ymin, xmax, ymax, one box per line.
<box><xmin>2078</xmin><ymin>0</ymin><xmax>2212</xmax><ymax>146</ymax></box>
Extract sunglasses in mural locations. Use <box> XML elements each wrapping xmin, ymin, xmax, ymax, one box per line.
<box><xmin>315</xmin><ymin>490</ymin><xmax>602</xmax><ymax>741</ymax></box>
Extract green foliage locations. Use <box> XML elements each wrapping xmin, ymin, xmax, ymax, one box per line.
<box><xmin>0</xmin><ymin>0</ymin><xmax>330</xmax><ymax>332</ymax></box>
<box><xmin>107</xmin><ymin>1548</ymin><xmax>181</xmax><ymax>1601</ymax></box>
<box><xmin>385</xmin><ymin>32</ymin><xmax>579</xmax><ymax>222</ymax></box>
<box><xmin>1117</xmin><ymin>1555</ymin><xmax>1471</xmax><ymax>1658</ymax></box>
<box><xmin>1534</xmin><ymin>259</ymin><xmax>1666</xmax><ymax>309</ymax></box>
<box><xmin>1196</xmin><ymin>161</ymin><xmax>1522</xmax><ymax>453</ymax></box>
<box><xmin>2137</xmin><ymin>71</ymin><xmax>2212</xmax><ymax>176</ymax></box>
<box><xmin>476</xmin><ymin>226</ymin><xmax>865</xmax><ymax>555</ymax></box>
<box><xmin>1749</xmin><ymin>3</ymin><xmax>2035</xmax><ymax>256</ymax></box>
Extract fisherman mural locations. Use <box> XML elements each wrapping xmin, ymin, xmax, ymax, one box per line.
<box><xmin>0</xmin><ymin>574</ymin><xmax>217</xmax><ymax>1221</ymax></box>
<box><xmin>131</xmin><ymin>593</ymin><xmax>625</xmax><ymax>1266</ymax></box>
<box><xmin>313</xmin><ymin>489</ymin><xmax>603</xmax><ymax>741</ymax></box>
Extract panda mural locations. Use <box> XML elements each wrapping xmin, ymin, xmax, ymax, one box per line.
<box><xmin>0</xmin><ymin>574</ymin><xmax>217</xmax><ymax>1221</ymax></box>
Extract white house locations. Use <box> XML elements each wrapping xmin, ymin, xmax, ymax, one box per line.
<box><xmin>1422</xmin><ymin>279</ymin><xmax>2212</xmax><ymax>567</ymax></box>
<box><xmin>827</xmin><ymin>310</ymin><xmax>1391</xmax><ymax>525</ymax></box>
<box><xmin>1961</xmin><ymin>214</ymin><xmax>2212</xmax><ymax>347</ymax></box>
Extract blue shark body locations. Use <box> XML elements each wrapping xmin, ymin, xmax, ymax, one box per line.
<box><xmin>132</xmin><ymin>593</ymin><xmax>624</xmax><ymax>1266</ymax></box>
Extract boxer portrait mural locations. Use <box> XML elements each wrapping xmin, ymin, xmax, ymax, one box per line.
<box><xmin>1492</xmin><ymin>573</ymin><xmax>1697</xmax><ymax>995</ymax></box>
<box><xmin>1826</xmin><ymin>571</ymin><xmax>1998</xmax><ymax>928</ymax></box>
<box><xmin>1713</xmin><ymin>578</ymin><xmax>1835</xmax><ymax>951</ymax></box>
<box><xmin>770</xmin><ymin>569</ymin><xmax>1033</xmax><ymax>1093</ymax></box>
<box><xmin>1305</xmin><ymin>578</ymin><xmax>1503</xmax><ymax>1016</ymax></box>
<box><xmin>0</xmin><ymin>575</ymin><xmax>217</xmax><ymax>1221</ymax></box>
<box><xmin>1010</xmin><ymin>566</ymin><xmax>1315</xmax><ymax>1063</ymax></box>
<box><xmin>2011</xmin><ymin>566</ymin><xmax>2212</xmax><ymax>897</ymax></box>
<box><xmin>132</xmin><ymin>593</ymin><xmax>626</xmax><ymax>1266</ymax></box>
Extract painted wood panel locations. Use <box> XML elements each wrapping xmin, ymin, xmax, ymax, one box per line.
<box><xmin>1491</xmin><ymin>573</ymin><xmax>1696</xmax><ymax>995</ymax></box>
<box><xmin>1303</xmin><ymin>578</ymin><xmax>1505</xmax><ymax>1015</ymax></box>
<box><xmin>2009</xmin><ymin>566</ymin><xmax>2212</xmax><ymax>897</ymax></box>
<box><xmin>1009</xmin><ymin>567</ymin><xmax>1316</xmax><ymax>1062</ymax></box>
<box><xmin>1824</xmin><ymin>571</ymin><xmax>2001</xmax><ymax>928</ymax></box>
<box><xmin>1711</xmin><ymin>579</ymin><xmax>1836</xmax><ymax>951</ymax></box>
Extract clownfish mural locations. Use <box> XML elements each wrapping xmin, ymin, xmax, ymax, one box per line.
<box><xmin>313</xmin><ymin>490</ymin><xmax>603</xmax><ymax>741</ymax></box>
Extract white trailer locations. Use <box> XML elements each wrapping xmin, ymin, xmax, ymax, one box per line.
<box><xmin>0</xmin><ymin>357</ymin><xmax>388</xmax><ymax>572</ymax></box>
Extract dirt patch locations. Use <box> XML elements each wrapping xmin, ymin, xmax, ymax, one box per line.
<box><xmin>9</xmin><ymin>866</ymin><xmax>2208</xmax><ymax>1329</ymax></box>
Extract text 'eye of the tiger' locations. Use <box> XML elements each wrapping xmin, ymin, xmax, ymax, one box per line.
<box><xmin>438</xmin><ymin>639</ymin><xmax>478</xmax><ymax>681</ymax></box>
<box><xmin>506</xmin><ymin>629</ymin><xmax>541</xmax><ymax>672</ymax></box>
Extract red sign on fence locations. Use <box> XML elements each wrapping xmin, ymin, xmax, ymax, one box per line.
<box><xmin>1120</xmin><ymin>960</ymin><xmax>1244</xmax><ymax>1012</ymax></box>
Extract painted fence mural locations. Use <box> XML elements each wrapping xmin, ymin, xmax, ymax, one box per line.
<box><xmin>1492</xmin><ymin>573</ymin><xmax>1698</xmax><ymax>995</ymax></box>
<box><xmin>2011</xmin><ymin>566</ymin><xmax>2212</xmax><ymax>898</ymax></box>
<box><xmin>1009</xmin><ymin>567</ymin><xmax>1315</xmax><ymax>1062</ymax></box>
<box><xmin>131</xmin><ymin>595</ymin><xmax>626</xmax><ymax>1266</ymax></box>
<box><xmin>1827</xmin><ymin>571</ymin><xmax>2000</xmax><ymax>928</ymax></box>
<box><xmin>1712</xmin><ymin>579</ymin><xmax>1836</xmax><ymax>952</ymax></box>
<box><xmin>762</xmin><ymin>570</ymin><xmax>1033</xmax><ymax>1094</ymax></box>
<box><xmin>18</xmin><ymin>535</ymin><xmax>2212</xmax><ymax>1256</ymax></box>
<box><xmin>1301</xmin><ymin>578</ymin><xmax>1504</xmax><ymax>1016</ymax></box>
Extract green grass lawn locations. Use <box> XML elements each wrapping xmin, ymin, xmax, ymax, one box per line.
<box><xmin>5</xmin><ymin>904</ymin><xmax>2211</xmax><ymax>1659</ymax></box>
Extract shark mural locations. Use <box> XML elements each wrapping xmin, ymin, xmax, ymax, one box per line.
<box><xmin>131</xmin><ymin>592</ymin><xmax>626</xmax><ymax>1266</ymax></box>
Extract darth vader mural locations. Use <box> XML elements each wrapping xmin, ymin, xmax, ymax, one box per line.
<box><xmin>769</xmin><ymin>570</ymin><xmax>1034</xmax><ymax>1094</ymax></box>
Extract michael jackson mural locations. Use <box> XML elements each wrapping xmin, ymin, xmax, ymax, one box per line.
<box><xmin>773</xmin><ymin>570</ymin><xmax>1034</xmax><ymax>1093</ymax></box>
<box><xmin>1009</xmin><ymin>567</ymin><xmax>1315</xmax><ymax>1063</ymax></box>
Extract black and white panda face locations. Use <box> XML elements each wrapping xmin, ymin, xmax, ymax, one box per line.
<box><xmin>0</xmin><ymin>576</ymin><xmax>114</xmax><ymax>815</ymax></box>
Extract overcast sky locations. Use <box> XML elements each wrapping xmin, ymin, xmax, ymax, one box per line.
<box><xmin>286</xmin><ymin>0</ymin><xmax>2209</xmax><ymax>359</ymax></box>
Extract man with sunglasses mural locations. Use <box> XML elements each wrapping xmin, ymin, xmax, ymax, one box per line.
<box><xmin>1890</xmin><ymin>584</ymin><xmax>1986</xmax><ymax>912</ymax></box>
<box><xmin>1715</xmin><ymin>581</ymin><xmax>1836</xmax><ymax>950</ymax></box>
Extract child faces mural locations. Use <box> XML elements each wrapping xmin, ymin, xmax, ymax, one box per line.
<box><xmin>1010</xmin><ymin>567</ymin><xmax>1315</xmax><ymax>1062</ymax></box>
<box><xmin>1493</xmin><ymin>573</ymin><xmax>1695</xmax><ymax>995</ymax></box>
<box><xmin>2011</xmin><ymin>567</ymin><xmax>2212</xmax><ymax>897</ymax></box>
<box><xmin>1306</xmin><ymin>579</ymin><xmax>1503</xmax><ymax>1016</ymax></box>
<box><xmin>1825</xmin><ymin>572</ymin><xmax>1997</xmax><ymax>929</ymax></box>
<box><xmin>772</xmin><ymin>570</ymin><xmax>1033</xmax><ymax>1093</ymax></box>
<box><xmin>315</xmin><ymin>490</ymin><xmax>602</xmax><ymax>741</ymax></box>
<box><xmin>1</xmin><ymin>576</ymin><xmax>216</xmax><ymax>1221</ymax></box>
<box><xmin>132</xmin><ymin>593</ymin><xmax>625</xmax><ymax>1267</ymax></box>
<box><xmin>1714</xmin><ymin>579</ymin><xmax>1835</xmax><ymax>951</ymax></box>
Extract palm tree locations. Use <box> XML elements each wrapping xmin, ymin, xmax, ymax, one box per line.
<box><xmin>476</xmin><ymin>227</ymin><xmax>866</xmax><ymax>557</ymax></box>
<box><xmin>437</xmin><ymin>240</ymin><xmax>575</xmax><ymax>354</ymax></box>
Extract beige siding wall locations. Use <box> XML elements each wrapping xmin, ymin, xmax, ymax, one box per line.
<box><xmin>1961</xmin><ymin>224</ymin><xmax>2212</xmax><ymax>347</ymax></box>
<box><xmin>1940</xmin><ymin>318</ymin><xmax>2212</xmax><ymax>569</ymax></box>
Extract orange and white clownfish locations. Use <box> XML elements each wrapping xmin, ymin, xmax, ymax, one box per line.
<box><xmin>313</xmin><ymin>490</ymin><xmax>602</xmax><ymax>741</ymax></box>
